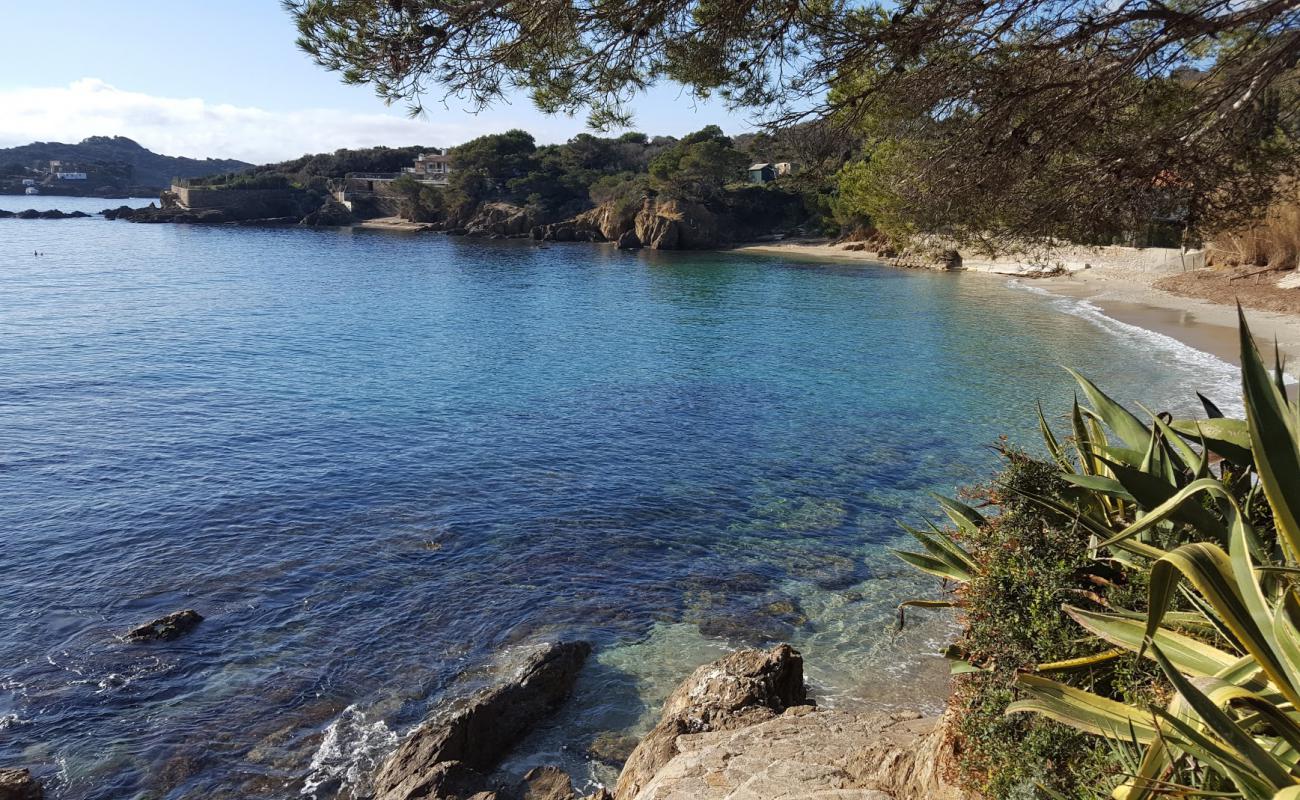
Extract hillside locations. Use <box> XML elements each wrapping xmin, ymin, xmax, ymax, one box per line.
<box><xmin>0</xmin><ymin>136</ymin><xmax>251</xmax><ymax>196</ymax></box>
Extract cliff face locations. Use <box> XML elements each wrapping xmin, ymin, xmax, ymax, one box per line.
<box><xmin>533</xmin><ymin>190</ymin><xmax>807</xmax><ymax>250</ymax></box>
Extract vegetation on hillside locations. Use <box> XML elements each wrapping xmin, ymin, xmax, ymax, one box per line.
<box><xmin>287</xmin><ymin>0</ymin><xmax>1300</xmax><ymax>246</ymax></box>
<box><xmin>0</xmin><ymin>136</ymin><xmax>250</xmax><ymax>194</ymax></box>
<box><xmin>897</xmin><ymin>316</ymin><xmax>1300</xmax><ymax>799</ymax></box>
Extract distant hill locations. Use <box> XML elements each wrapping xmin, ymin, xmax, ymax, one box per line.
<box><xmin>0</xmin><ymin>136</ymin><xmax>251</xmax><ymax>196</ymax></box>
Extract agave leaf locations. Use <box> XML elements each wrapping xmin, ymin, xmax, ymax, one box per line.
<box><xmin>890</xmin><ymin>549</ymin><xmax>968</xmax><ymax>583</ymax></box>
<box><xmin>1015</xmin><ymin>485</ymin><xmax>1167</xmax><ymax>561</ymax></box>
<box><xmin>1007</xmin><ymin>673</ymin><xmax>1160</xmax><ymax>744</ymax></box>
<box><xmin>929</xmin><ymin>493</ymin><xmax>985</xmax><ymax>536</ymax></box>
<box><xmin>1150</xmin><ymin>642</ymin><xmax>1296</xmax><ymax>792</ymax></box>
<box><xmin>1097</xmin><ymin>456</ymin><xmax>1228</xmax><ymax>545</ymax></box>
<box><xmin>1143</xmin><ymin>406</ymin><xmax>1204</xmax><ymax>477</ymax></box>
<box><xmin>1149</xmin><ymin>704</ymin><xmax>1278</xmax><ymax>800</ymax></box>
<box><xmin>1147</xmin><ymin>536</ymin><xmax>1300</xmax><ymax>709</ymax></box>
<box><xmin>1170</xmin><ymin>418</ymin><xmax>1254</xmax><ymax>466</ymax></box>
<box><xmin>1061</xmin><ymin>472</ymin><xmax>1135</xmax><ymax>502</ymax></box>
<box><xmin>1064</xmin><ymin>606</ymin><xmax>1237</xmax><ymax>677</ymax></box>
<box><xmin>1035</xmin><ymin>648</ymin><xmax>1127</xmax><ymax>673</ymax></box>
<box><xmin>1037</xmin><ymin>400</ymin><xmax>1072</xmax><ymax>472</ymax></box>
<box><xmin>1239</xmin><ymin>308</ymin><xmax>1300</xmax><ymax>561</ymax></box>
<box><xmin>899</xmin><ymin>522</ymin><xmax>975</xmax><ymax>579</ymax></box>
<box><xmin>1199</xmin><ymin>391</ymin><xmax>1226</xmax><ymax>419</ymax></box>
<box><xmin>1067</xmin><ymin>367</ymin><xmax>1153</xmax><ymax>450</ymax></box>
<box><xmin>1095</xmin><ymin>443</ymin><xmax>1150</xmax><ymax>470</ymax></box>
<box><xmin>1072</xmin><ymin>394</ymin><xmax>1098</xmax><ymax>475</ymax></box>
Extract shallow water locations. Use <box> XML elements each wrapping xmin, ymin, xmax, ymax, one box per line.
<box><xmin>0</xmin><ymin>205</ymin><xmax>1239</xmax><ymax>798</ymax></box>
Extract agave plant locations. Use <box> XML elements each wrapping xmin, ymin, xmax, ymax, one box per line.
<box><xmin>896</xmin><ymin>310</ymin><xmax>1300</xmax><ymax>799</ymax></box>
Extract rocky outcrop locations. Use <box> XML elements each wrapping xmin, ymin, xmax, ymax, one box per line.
<box><xmin>123</xmin><ymin>610</ymin><xmax>204</xmax><ymax>642</ymax></box>
<box><xmin>461</xmin><ymin>203</ymin><xmax>536</xmax><ymax>238</ymax></box>
<box><xmin>516</xmin><ymin>766</ymin><xmax>576</xmax><ymax>800</ymax></box>
<box><xmin>633</xmin><ymin>199</ymin><xmax>720</xmax><ymax>250</ymax></box>
<box><xmin>373</xmin><ymin>641</ymin><xmax>591</xmax><ymax>800</ymax></box>
<box><xmin>612</xmin><ymin>647</ymin><xmax>969</xmax><ymax>800</ymax></box>
<box><xmin>0</xmin><ymin>768</ymin><xmax>43</xmax><ymax>800</ymax></box>
<box><xmin>624</xmin><ymin>708</ymin><xmax>966</xmax><ymax>800</ymax></box>
<box><xmin>615</xmin><ymin>231</ymin><xmax>641</xmax><ymax>250</ymax></box>
<box><xmin>4</xmin><ymin>209</ymin><xmax>90</xmax><ymax>219</ymax></box>
<box><xmin>300</xmin><ymin>198</ymin><xmax>354</xmax><ymax>227</ymax></box>
<box><xmin>615</xmin><ymin>644</ymin><xmax>809</xmax><ymax>800</ymax></box>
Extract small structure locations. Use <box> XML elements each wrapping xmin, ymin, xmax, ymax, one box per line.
<box><xmin>55</xmin><ymin>172</ymin><xmax>88</xmax><ymax>180</ymax></box>
<box><xmin>774</xmin><ymin>162</ymin><xmax>799</xmax><ymax>177</ymax></box>
<box><xmin>25</xmin><ymin>186</ymin><xmax>39</xmax><ymax>195</ymax></box>
<box><xmin>405</xmin><ymin>151</ymin><xmax>452</xmax><ymax>185</ymax></box>
<box><xmin>21</xmin><ymin>178</ymin><xmax>35</xmax><ymax>187</ymax></box>
<box><xmin>748</xmin><ymin>163</ymin><xmax>776</xmax><ymax>184</ymax></box>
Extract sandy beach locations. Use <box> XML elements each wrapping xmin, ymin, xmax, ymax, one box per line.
<box><xmin>735</xmin><ymin>239</ymin><xmax>1300</xmax><ymax>369</ymax></box>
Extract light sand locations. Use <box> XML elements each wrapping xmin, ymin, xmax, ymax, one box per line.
<box><xmin>733</xmin><ymin>239</ymin><xmax>1300</xmax><ymax>367</ymax></box>
<box><xmin>352</xmin><ymin>216</ymin><xmax>434</xmax><ymax>232</ymax></box>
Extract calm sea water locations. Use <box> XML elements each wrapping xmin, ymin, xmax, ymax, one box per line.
<box><xmin>0</xmin><ymin>197</ymin><xmax>1239</xmax><ymax>799</ymax></box>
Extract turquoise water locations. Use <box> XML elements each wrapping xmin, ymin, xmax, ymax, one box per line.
<box><xmin>0</xmin><ymin>201</ymin><xmax>1238</xmax><ymax>798</ymax></box>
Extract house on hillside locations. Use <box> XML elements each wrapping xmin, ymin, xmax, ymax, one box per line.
<box><xmin>404</xmin><ymin>151</ymin><xmax>452</xmax><ymax>185</ymax></box>
<box><xmin>748</xmin><ymin>163</ymin><xmax>775</xmax><ymax>184</ymax></box>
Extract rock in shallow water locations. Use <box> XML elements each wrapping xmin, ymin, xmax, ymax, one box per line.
<box><xmin>373</xmin><ymin>640</ymin><xmax>591</xmax><ymax>800</ymax></box>
<box><xmin>123</xmin><ymin>609</ymin><xmax>204</xmax><ymax>642</ymax></box>
<box><xmin>0</xmin><ymin>768</ymin><xmax>43</xmax><ymax>800</ymax></box>
<box><xmin>614</xmin><ymin>644</ymin><xmax>809</xmax><ymax>800</ymax></box>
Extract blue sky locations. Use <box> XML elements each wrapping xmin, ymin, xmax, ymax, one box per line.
<box><xmin>0</xmin><ymin>1</ymin><xmax>750</xmax><ymax>163</ymax></box>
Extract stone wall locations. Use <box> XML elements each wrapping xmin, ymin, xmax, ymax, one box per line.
<box><xmin>172</xmin><ymin>185</ymin><xmax>300</xmax><ymax>211</ymax></box>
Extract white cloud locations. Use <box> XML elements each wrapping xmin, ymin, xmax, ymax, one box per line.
<box><xmin>0</xmin><ymin>79</ymin><xmax>531</xmax><ymax>163</ymax></box>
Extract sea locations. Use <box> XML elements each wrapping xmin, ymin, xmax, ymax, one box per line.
<box><xmin>0</xmin><ymin>196</ymin><xmax>1241</xmax><ymax>798</ymax></box>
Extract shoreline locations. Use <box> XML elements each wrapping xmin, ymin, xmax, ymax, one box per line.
<box><xmin>734</xmin><ymin>239</ymin><xmax>1300</xmax><ymax>370</ymax></box>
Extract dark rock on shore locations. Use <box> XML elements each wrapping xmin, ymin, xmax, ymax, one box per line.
<box><xmin>0</xmin><ymin>768</ymin><xmax>43</xmax><ymax>800</ymax></box>
<box><xmin>373</xmin><ymin>640</ymin><xmax>592</xmax><ymax>800</ymax></box>
<box><xmin>123</xmin><ymin>609</ymin><xmax>204</xmax><ymax>642</ymax></box>
<box><xmin>299</xmin><ymin>198</ymin><xmax>354</xmax><ymax>227</ymax></box>
<box><xmin>5</xmin><ymin>209</ymin><xmax>90</xmax><ymax>219</ymax></box>
<box><xmin>614</xmin><ymin>644</ymin><xmax>809</xmax><ymax>800</ymax></box>
<box><xmin>615</xmin><ymin>231</ymin><xmax>641</xmax><ymax>250</ymax></box>
<box><xmin>516</xmin><ymin>765</ymin><xmax>575</xmax><ymax>800</ymax></box>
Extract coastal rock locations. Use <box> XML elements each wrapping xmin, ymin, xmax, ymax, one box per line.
<box><xmin>624</xmin><ymin>708</ymin><xmax>967</xmax><ymax>800</ymax></box>
<box><xmin>587</xmin><ymin>731</ymin><xmax>639</xmax><ymax>766</ymax></box>
<box><xmin>633</xmin><ymin>199</ymin><xmax>719</xmax><ymax>250</ymax></box>
<box><xmin>614</xmin><ymin>644</ymin><xmax>808</xmax><ymax>800</ymax></box>
<box><xmin>462</xmin><ymin>203</ymin><xmax>535</xmax><ymax>238</ymax></box>
<box><xmin>615</xmin><ymin>231</ymin><xmax>641</xmax><ymax>250</ymax></box>
<box><xmin>0</xmin><ymin>210</ymin><xmax>13</xmax><ymax>218</ymax></box>
<box><xmin>516</xmin><ymin>766</ymin><xmax>576</xmax><ymax>800</ymax></box>
<box><xmin>0</xmin><ymin>768</ymin><xmax>43</xmax><ymax>800</ymax></box>
<box><xmin>300</xmin><ymin>198</ymin><xmax>354</xmax><ymax>227</ymax></box>
<box><xmin>123</xmin><ymin>609</ymin><xmax>204</xmax><ymax>642</ymax></box>
<box><xmin>373</xmin><ymin>641</ymin><xmax>592</xmax><ymax>800</ymax></box>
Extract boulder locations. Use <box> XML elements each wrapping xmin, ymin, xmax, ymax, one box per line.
<box><xmin>0</xmin><ymin>768</ymin><xmax>43</xmax><ymax>800</ymax></box>
<box><xmin>516</xmin><ymin>766</ymin><xmax>576</xmax><ymax>800</ymax></box>
<box><xmin>0</xmin><ymin>210</ymin><xmax>13</xmax><ymax>218</ymax></box>
<box><xmin>614</xmin><ymin>644</ymin><xmax>808</xmax><ymax>800</ymax></box>
<box><xmin>633</xmin><ymin>199</ymin><xmax>719</xmax><ymax>250</ymax></box>
<box><xmin>123</xmin><ymin>610</ymin><xmax>204</xmax><ymax>642</ymax></box>
<box><xmin>373</xmin><ymin>641</ymin><xmax>592</xmax><ymax>800</ymax></box>
<box><xmin>16</xmin><ymin>210</ymin><xmax>38</xmax><ymax>219</ymax></box>
<box><xmin>300</xmin><ymin>198</ymin><xmax>354</xmax><ymax>227</ymax></box>
<box><xmin>615</xmin><ymin>231</ymin><xmax>641</xmax><ymax>251</ymax></box>
<box><xmin>622</xmin><ymin>708</ymin><xmax>966</xmax><ymax>800</ymax></box>
<box><xmin>460</xmin><ymin>203</ymin><xmax>535</xmax><ymax>237</ymax></box>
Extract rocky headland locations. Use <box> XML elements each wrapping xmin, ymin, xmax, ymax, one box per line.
<box><xmin>354</xmin><ymin>641</ymin><xmax>964</xmax><ymax>800</ymax></box>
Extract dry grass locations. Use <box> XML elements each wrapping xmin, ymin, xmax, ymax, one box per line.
<box><xmin>1206</xmin><ymin>186</ymin><xmax>1300</xmax><ymax>269</ymax></box>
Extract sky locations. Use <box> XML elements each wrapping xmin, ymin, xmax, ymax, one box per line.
<box><xmin>0</xmin><ymin>1</ymin><xmax>751</xmax><ymax>164</ymax></box>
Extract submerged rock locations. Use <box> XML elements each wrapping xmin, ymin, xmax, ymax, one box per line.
<box><xmin>587</xmin><ymin>731</ymin><xmax>639</xmax><ymax>766</ymax></box>
<box><xmin>615</xmin><ymin>644</ymin><xmax>809</xmax><ymax>800</ymax></box>
<box><xmin>0</xmin><ymin>768</ymin><xmax>43</xmax><ymax>800</ymax></box>
<box><xmin>516</xmin><ymin>765</ymin><xmax>576</xmax><ymax>800</ymax></box>
<box><xmin>123</xmin><ymin>609</ymin><xmax>204</xmax><ymax>642</ymax></box>
<box><xmin>373</xmin><ymin>640</ymin><xmax>591</xmax><ymax>800</ymax></box>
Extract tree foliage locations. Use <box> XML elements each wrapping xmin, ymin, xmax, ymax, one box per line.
<box><xmin>286</xmin><ymin>0</ymin><xmax>1300</xmax><ymax>237</ymax></box>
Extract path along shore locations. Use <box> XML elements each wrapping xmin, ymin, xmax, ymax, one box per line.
<box><xmin>734</xmin><ymin>239</ymin><xmax>1300</xmax><ymax>369</ymax></box>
